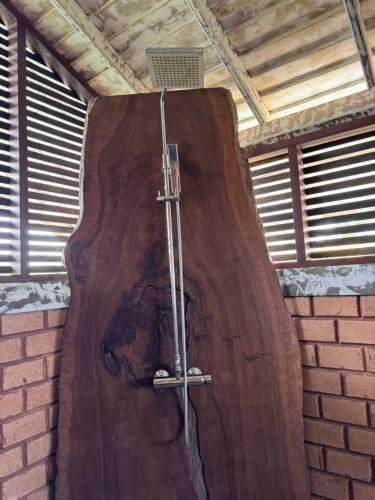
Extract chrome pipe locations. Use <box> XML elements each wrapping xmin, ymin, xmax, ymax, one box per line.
<box><xmin>160</xmin><ymin>89</ymin><xmax>168</xmax><ymax>158</ymax></box>
<box><xmin>176</xmin><ymin>200</ymin><xmax>188</xmax><ymax>445</ymax></box>
<box><xmin>160</xmin><ymin>90</ymin><xmax>181</xmax><ymax>379</ymax></box>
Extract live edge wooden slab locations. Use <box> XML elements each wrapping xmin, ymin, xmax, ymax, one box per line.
<box><xmin>56</xmin><ymin>88</ymin><xmax>309</xmax><ymax>500</ymax></box>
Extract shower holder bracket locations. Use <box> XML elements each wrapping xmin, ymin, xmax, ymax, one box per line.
<box><xmin>156</xmin><ymin>193</ymin><xmax>180</xmax><ymax>203</ymax></box>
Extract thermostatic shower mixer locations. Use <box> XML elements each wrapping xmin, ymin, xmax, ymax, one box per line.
<box><xmin>154</xmin><ymin>368</ymin><xmax>212</xmax><ymax>389</ymax></box>
<box><xmin>146</xmin><ymin>47</ymin><xmax>212</xmax><ymax>447</ymax></box>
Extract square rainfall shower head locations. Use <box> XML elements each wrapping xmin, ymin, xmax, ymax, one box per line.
<box><xmin>146</xmin><ymin>47</ymin><xmax>204</xmax><ymax>89</ymax></box>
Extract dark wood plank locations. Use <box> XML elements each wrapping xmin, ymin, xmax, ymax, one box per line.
<box><xmin>56</xmin><ymin>89</ymin><xmax>309</xmax><ymax>500</ymax></box>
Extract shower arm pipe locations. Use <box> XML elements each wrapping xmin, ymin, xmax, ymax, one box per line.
<box><xmin>160</xmin><ymin>89</ymin><xmax>181</xmax><ymax>379</ymax></box>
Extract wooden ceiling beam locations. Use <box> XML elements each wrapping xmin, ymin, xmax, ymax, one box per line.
<box><xmin>270</xmin><ymin>79</ymin><xmax>366</xmax><ymax>115</ymax></box>
<box><xmin>219</xmin><ymin>0</ymin><xmax>295</xmax><ymax>33</ymax></box>
<box><xmin>0</xmin><ymin>0</ymin><xmax>97</xmax><ymax>100</ymax></box>
<box><xmin>48</xmin><ymin>0</ymin><xmax>149</xmax><ymax>94</ymax></box>
<box><xmin>247</xmin><ymin>29</ymin><xmax>351</xmax><ymax>78</ymax></box>
<box><xmin>231</xmin><ymin>4</ymin><xmax>344</xmax><ymax>56</ymax></box>
<box><xmin>259</xmin><ymin>55</ymin><xmax>359</xmax><ymax>97</ymax></box>
<box><xmin>184</xmin><ymin>0</ymin><xmax>270</xmax><ymax>124</ymax></box>
<box><xmin>238</xmin><ymin>86</ymin><xmax>375</xmax><ymax>147</ymax></box>
<box><xmin>212</xmin><ymin>56</ymin><xmax>361</xmax><ymax>103</ymax></box>
<box><xmin>343</xmin><ymin>0</ymin><xmax>375</xmax><ymax>87</ymax></box>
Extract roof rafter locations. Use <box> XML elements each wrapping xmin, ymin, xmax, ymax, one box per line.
<box><xmin>238</xmin><ymin>86</ymin><xmax>375</xmax><ymax>147</ymax></box>
<box><xmin>343</xmin><ymin>0</ymin><xmax>375</xmax><ymax>87</ymax></box>
<box><xmin>248</xmin><ymin>29</ymin><xmax>351</xmax><ymax>79</ymax></box>
<box><xmin>258</xmin><ymin>55</ymin><xmax>359</xmax><ymax>97</ymax></box>
<box><xmin>184</xmin><ymin>0</ymin><xmax>270</xmax><ymax>124</ymax></box>
<box><xmin>48</xmin><ymin>0</ymin><xmax>149</xmax><ymax>94</ymax></box>
<box><xmin>231</xmin><ymin>5</ymin><xmax>344</xmax><ymax>56</ymax></box>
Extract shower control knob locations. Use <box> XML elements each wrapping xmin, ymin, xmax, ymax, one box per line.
<box><xmin>187</xmin><ymin>367</ymin><xmax>203</xmax><ymax>376</ymax></box>
<box><xmin>154</xmin><ymin>369</ymin><xmax>170</xmax><ymax>378</ymax></box>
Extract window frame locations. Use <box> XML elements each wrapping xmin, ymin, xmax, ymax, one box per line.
<box><xmin>0</xmin><ymin>0</ymin><xmax>96</xmax><ymax>283</ymax></box>
<box><xmin>244</xmin><ymin>114</ymin><xmax>375</xmax><ymax>269</ymax></box>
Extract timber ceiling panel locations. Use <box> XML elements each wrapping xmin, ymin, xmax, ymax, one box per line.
<box><xmin>5</xmin><ymin>0</ymin><xmax>375</xmax><ymax>139</ymax></box>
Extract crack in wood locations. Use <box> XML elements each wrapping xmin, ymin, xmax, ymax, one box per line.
<box><xmin>185</xmin><ymin>394</ymin><xmax>210</xmax><ymax>500</ymax></box>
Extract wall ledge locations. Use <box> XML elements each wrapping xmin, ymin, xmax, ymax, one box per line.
<box><xmin>0</xmin><ymin>263</ymin><xmax>374</xmax><ymax>315</ymax></box>
<box><xmin>277</xmin><ymin>263</ymin><xmax>375</xmax><ymax>296</ymax></box>
<box><xmin>0</xmin><ymin>279</ymin><xmax>69</xmax><ymax>315</ymax></box>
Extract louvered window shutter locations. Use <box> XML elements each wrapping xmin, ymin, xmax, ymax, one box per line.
<box><xmin>249</xmin><ymin>125</ymin><xmax>375</xmax><ymax>267</ymax></box>
<box><xmin>0</xmin><ymin>19</ymin><xmax>15</xmax><ymax>276</ymax></box>
<box><xmin>25</xmin><ymin>46</ymin><xmax>86</xmax><ymax>275</ymax></box>
<box><xmin>302</xmin><ymin>128</ymin><xmax>375</xmax><ymax>260</ymax></box>
<box><xmin>249</xmin><ymin>151</ymin><xmax>298</xmax><ymax>263</ymax></box>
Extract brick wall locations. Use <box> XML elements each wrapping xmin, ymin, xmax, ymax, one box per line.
<box><xmin>0</xmin><ymin>308</ymin><xmax>66</xmax><ymax>500</ymax></box>
<box><xmin>1</xmin><ymin>298</ymin><xmax>375</xmax><ymax>499</ymax></box>
<box><xmin>286</xmin><ymin>296</ymin><xmax>375</xmax><ymax>500</ymax></box>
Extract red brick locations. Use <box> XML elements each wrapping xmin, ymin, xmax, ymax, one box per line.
<box><xmin>285</xmin><ymin>297</ymin><xmax>311</xmax><ymax>316</ymax></box>
<box><xmin>2</xmin><ymin>463</ymin><xmax>46</xmax><ymax>499</ymax></box>
<box><xmin>2</xmin><ymin>359</ymin><xmax>44</xmax><ymax>390</ymax></box>
<box><xmin>26</xmin><ymin>380</ymin><xmax>59</xmax><ymax>410</ymax></box>
<box><xmin>45</xmin><ymin>352</ymin><xmax>61</xmax><ymax>378</ymax></box>
<box><xmin>47</xmin><ymin>308</ymin><xmax>67</xmax><ymax>328</ymax></box>
<box><xmin>300</xmin><ymin>343</ymin><xmax>316</xmax><ymax>366</ymax></box>
<box><xmin>314</xmin><ymin>297</ymin><xmax>358</xmax><ymax>317</ymax></box>
<box><xmin>0</xmin><ymin>390</ymin><xmax>23</xmax><ymax>419</ymax></box>
<box><xmin>295</xmin><ymin>319</ymin><xmax>336</xmax><ymax>342</ymax></box>
<box><xmin>339</xmin><ymin>320</ymin><xmax>375</xmax><ymax>344</ymax></box>
<box><xmin>0</xmin><ymin>337</ymin><xmax>22</xmax><ymax>363</ymax></box>
<box><xmin>309</xmin><ymin>470</ymin><xmax>349</xmax><ymax>499</ymax></box>
<box><xmin>353</xmin><ymin>482</ymin><xmax>375</xmax><ymax>500</ymax></box>
<box><xmin>326</xmin><ymin>449</ymin><xmax>372</xmax><ymax>482</ymax></box>
<box><xmin>0</xmin><ymin>447</ymin><xmax>23</xmax><ymax>478</ymax></box>
<box><xmin>364</xmin><ymin>347</ymin><xmax>375</xmax><ymax>372</ymax></box>
<box><xmin>322</xmin><ymin>396</ymin><xmax>368</xmax><ymax>426</ymax></box>
<box><xmin>303</xmin><ymin>368</ymin><xmax>342</xmax><ymax>395</ymax></box>
<box><xmin>345</xmin><ymin>373</ymin><xmax>375</xmax><ymax>399</ymax></box>
<box><xmin>305</xmin><ymin>443</ymin><xmax>324</xmax><ymax>470</ymax></box>
<box><xmin>27</xmin><ymin>430</ymin><xmax>57</xmax><ymax>464</ymax></box>
<box><xmin>26</xmin><ymin>328</ymin><xmax>63</xmax><ymax>357</ymax></box>
<box><xmin>303</xmin><ymin>393</ymin><xmax>320</xmax><ymax>417</ymax></box>
<box><xmin>318</xmin><ymin>344</ymin><xmax>364</xmax><ymax>370</ymax></box>
<box><xmin>361</xmin><ymin>297</ymin><xmax>375</xmax><ymax>317</ymax></box>
<box><xmin>1</xmin><ymin>410</ymin><xmax>46</xmax><ymax>447</ymax></box>
<box><xmin>348</xmin><ymin>427</ymin><xmax>375</xmax><ymax>455</ymax></box>
<box><xmin>1</xmin><ymin>311</ymin><xmax>43</xmax><ymax>336</ymax></box>
<box><xmin>304</xmin><ymin>418</ymin><xmax>345</xmax><ymax>448</ymax></box>
<box><xmin>27</xmin><ymin>485</ymin><xmax>52</xmax><ymax>500</ymax></box>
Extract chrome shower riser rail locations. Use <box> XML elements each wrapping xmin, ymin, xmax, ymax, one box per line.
<box><xmin>154</xmin><ymin>89</ymin><xmax>212</xmax><ymax>448</ymax></box>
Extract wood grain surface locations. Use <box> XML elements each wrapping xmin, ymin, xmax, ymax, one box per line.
<box><xmin>56</xmin><ymin>88</ymin><xmax>309</xmax><ymax>500</ymax></box>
